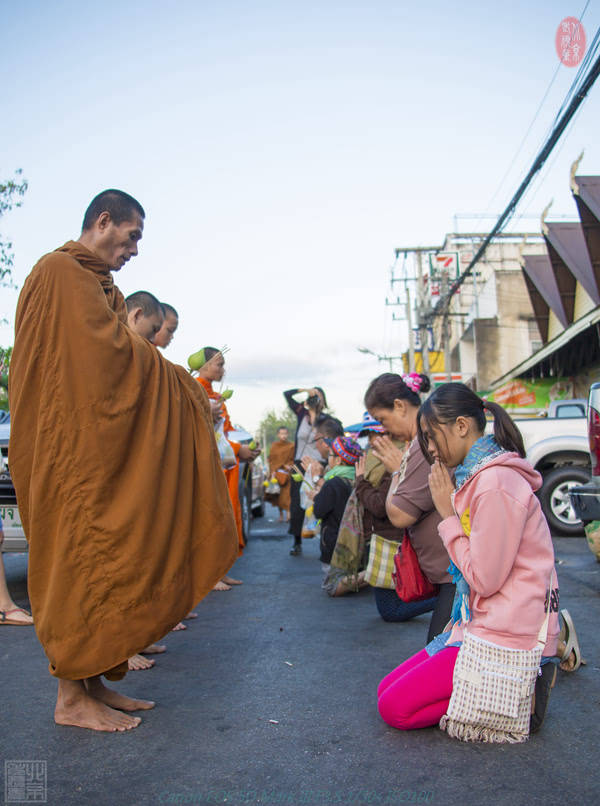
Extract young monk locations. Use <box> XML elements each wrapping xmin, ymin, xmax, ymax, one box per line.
<box><xmin>124</xmin><ymin>290</ymin><xmax>164</xmax><ymax>343</ymax></box>
<box><xmin>125</xmin><ymin>295</ymin><xmax>198</xmax><ymax>667</ymax></box>
<box><xmin>194</xmin><ymin>347</ymin><xmax>260</xmax><ymax>588</ymax></box>
<box><xmin>268</xmin><ymin>427</ymin><xmax>295</xmax><ymax>522</ymax></box>
<box><xmin>9</xmin><ymin>190</ymin><xmax>238</xmax><ymax>732</ymax></box>
<box><xmin>154</xmin><ymin>303</ymin><xmax>178</xmax><ymax>349</ymax></box>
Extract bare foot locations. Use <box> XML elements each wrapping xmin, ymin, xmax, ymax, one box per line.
<box><xmin>222</xmin><ymin>575</ymin><xmax>243</xmax><ymax>586</ymax></box>
<box><xmin>213</xmin><ymin>581</ymin><xmax>232</xmax><ymax>591</ymax></box>
<box><xmin>172</xmin><ymin>621</ymin><xmax>187</xmax><ymax>631</ymax></box>
<box><xmin>55</xmin><ymin>680</ymin><xmax>142</xmax><ymax>732</ymax></box>
<box><xmin>127</xmin><ymin>654</ymin><xmax>155</xmax><ymax>671</ymax></box>
<box><xmin>140</xmin><ymin>643</ymin><xmax>166</xmax><ymax>655</ymax></box>
<box><xmin>185</xmin><ymin>611</ymin><xmax>198</xmax><ymax>619</ymax></box>
<box><xmin>85</xmin><ymin>677</ymin><xmax>155</xmax><ymax>712</ymax></box>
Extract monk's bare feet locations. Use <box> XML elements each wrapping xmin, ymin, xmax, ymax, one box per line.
<box><xmin>185</xmin><ymin>611</ymin><xmax>198</xmax><ymax>619</ymax></box>
<box><xmin>222</xmin><ymin>575</ymin><xmax>243</xmax><ymax>586</ymax></box>
<box><xmin>127</xmin><ymin>654</ymin><xmax>155</xmax><ymax>671</ymax></box>
<box><xmin>140</xmin><ymin>643</ymin><xmax>167</xmax><ymax>654</ymax></box>
<box><xmin>213</xmin><ymin>580</ymin><xmax>232</xmax><ymax>591</ymax></box>
<box><xmin>172</xmin><ymin>621</ymin><xmax>186</xmax><ymax>631</ymax></box>
<box><xmin>85</xmin><ymin>677</ymin><xmax>155</xmax><ymax>712</ymax></box>
<box><xmin>55</xmin><ymin>679</ymin><xmax>142</xmax><ymax>732</ymax></box>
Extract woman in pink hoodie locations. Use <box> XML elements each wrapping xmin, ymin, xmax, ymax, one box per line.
<box><xmin>377</xmin><ymin>383</ymin><xmax>560</xmax><ymax>742</ymax></box>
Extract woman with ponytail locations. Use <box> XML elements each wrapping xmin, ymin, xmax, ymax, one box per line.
<box><xmin>377</xmin><ymin>382</ymin><xmax>561</xmax><ymax>742</ymax></box>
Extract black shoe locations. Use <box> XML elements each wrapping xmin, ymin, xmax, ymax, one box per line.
<box><xmin>290</xmin><ymin>543</ymin><xmax>302</xmax><ymax>556</ymax></box>
<box><xmin>530</xmin><ymin>662</ymin><xmax>557</xmax><ymax>734</ymax></box>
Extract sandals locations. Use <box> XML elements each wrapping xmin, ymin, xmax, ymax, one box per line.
<box><xmin>0</xmin><ymin>607</ymin><xmax>34</xmax><ymax>626</ymax></box>
<box><xmin>559</xmin><ymin>609</ymin><xmax>582</xmax><ymax>672</ymax></box>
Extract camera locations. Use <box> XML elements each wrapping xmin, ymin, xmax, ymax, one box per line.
<box><xmin>306</xmin><ymin>394</ymin><xmax>320</xmax><ymax>408</ymax></box>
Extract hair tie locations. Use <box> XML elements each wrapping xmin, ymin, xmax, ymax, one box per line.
<box><xmin>401</xmin><ymin>373</ymin><xmax>422</xmax><ymax>393</ymax></box>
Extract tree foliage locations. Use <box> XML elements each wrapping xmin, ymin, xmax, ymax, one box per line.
<box><xmin>0</xmin><ymin>346</ymin><xmax>11</xmax><ymax>410</ymax></box>
<box><xmin>1</xmin><ymin>169</ymin><xmax>27</xmax><ymax>408</ymax></box>
<box><xmin>256</xmin><ymin>407</ymin><xmax>297</xmax><ymax>456</ymax></box>
<box><xmin>1</xmin><ymin>169</ymin><xmax>28</xmax><ymax>288</ymax></box>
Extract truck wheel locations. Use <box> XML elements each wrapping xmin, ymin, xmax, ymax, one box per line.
<box><xmin>539</xmin><ymin>467</ymin><xmax>590</xmax><ymax>536</ymax></box>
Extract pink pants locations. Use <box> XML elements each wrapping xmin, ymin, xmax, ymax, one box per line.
<box><xmin>377</xmin><ymin>646</ymin><xmax>460</xmax><ymax>730</ymax></box>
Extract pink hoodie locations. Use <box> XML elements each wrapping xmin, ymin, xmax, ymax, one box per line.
<box><xmin>439</xmin><ymin>452</ymin><xmax>559</xmax><ymax>656</ymax></box>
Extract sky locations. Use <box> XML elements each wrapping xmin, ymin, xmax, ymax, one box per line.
<box><xmin>2</xmin><ymin>0</ymin><xmax>600</xmax><ymax>432</ymax></box>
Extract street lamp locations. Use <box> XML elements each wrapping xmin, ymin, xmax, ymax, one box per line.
<box><xmin>357</xmin><ymin>347</ymin><xmax>403</xmax><ymax>372</ymax></box>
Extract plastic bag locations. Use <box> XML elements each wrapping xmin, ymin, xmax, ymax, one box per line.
<box><xmin>301</xmin><ymin>506</ymin><xmax>320</xmax><ymax>539</ymax></box>
<box><xmin>215</xmin><ymin>420</ymin><xmax>237</xmax><ymax>469</ymax></box>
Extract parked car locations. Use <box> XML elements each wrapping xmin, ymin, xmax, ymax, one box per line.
<box><xmin>515</xmin><ymin>400</ymin><xmax>589</xmax><ymax>536</ymax></box>
<box><xmin>570</xmin><ymin>383</ymin><xmax>600</xmax><ymax>525</ymax></box>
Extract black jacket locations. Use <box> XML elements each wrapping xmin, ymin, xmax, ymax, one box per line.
<box><xmin>313</xmin><ymin>476</ymin><xmax>353</xmax><ymax>564</ymax></box>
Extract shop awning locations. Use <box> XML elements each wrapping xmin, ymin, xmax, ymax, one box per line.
<box><xmin>489</xmin><ymin>304</ymin><xmax>600</xmax><ymax>390</ymax></box>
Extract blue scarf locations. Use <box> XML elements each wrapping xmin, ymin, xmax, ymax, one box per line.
<box><xmin>448</xmin><ymin>434</ymin><xmax>501</xmax><ymax>625</ymax></box>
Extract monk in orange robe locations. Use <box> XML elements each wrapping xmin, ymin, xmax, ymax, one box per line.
<box><xmin>268</xmin><ymin>427</ymin><xmax>295</xmax><ymax>521</ymax></box>
<box><xmin>9</xmin><ymin>190</ymin><xmax>238</xmax><ymax>732</ymax></box>
<box><xmin>194</xmin><ymin>348</ymin><xmax>260</xmax><ymax>588</ymax></box>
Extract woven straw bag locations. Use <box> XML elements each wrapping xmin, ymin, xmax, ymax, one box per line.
<box><xmin>440</xmin><ymin>571</ymin><xmax>554</xmax><ymax>744</ymax></box>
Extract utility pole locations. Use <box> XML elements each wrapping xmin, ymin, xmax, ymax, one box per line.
<box><xmin>415</xmin><ymin>251</ymin><xmax>430</xmax><ymax>375</ymax></box>
<box><xmin>405</xmin><ymin>286</ymin><xmax>416</xmax><ymax>374</ymax></box>
<box><xmin>440</xmin><ymin>269</ymin><xmax>452</xmax><ymax>381</ymax></box>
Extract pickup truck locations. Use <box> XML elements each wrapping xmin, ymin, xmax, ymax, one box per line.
<box><xmin>569</xmin><ymin>383</ymin><xmax>600</xmax><ymax>530</ymax></box>
<box><xmin>515</xmin><ymin>399</ymin><xmax>589</xmax><ymax>536</ymax></box>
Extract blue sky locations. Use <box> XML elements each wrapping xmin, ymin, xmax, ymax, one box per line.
<box><xmin>2</xmin><ymin>1</ymin><xmax>600</xmax><ymax>430</ymax></box>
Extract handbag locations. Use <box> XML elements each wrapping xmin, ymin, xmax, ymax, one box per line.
<box><xmin>392</xmin><ymin>531</ymin><xmax>438</xmax><ymax>602</ymax></box>
<box><xmin>275</xmin><ymin>469</ymin><xmax>289</xmax><ymax>487</ymax></box>
<box><xmin>439</xmin><ymin>569</ymin><xmax>555</xmax><ymax>744</ymax></box>
<box><xmin>363</xmin><ymin>534</ymin><xmax>400</xmax><ymax>589</ymax></box>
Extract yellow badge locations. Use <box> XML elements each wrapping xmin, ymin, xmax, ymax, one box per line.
<box><xmin>460</xmin><ymin>508</ymin><xmax>471</xmax><ymax>536</ymax></box>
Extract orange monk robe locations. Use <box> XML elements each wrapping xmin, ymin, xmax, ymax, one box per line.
<box><xmin>268</xmin><ymin>439</ymin><xmax>295</xmax><ymax>511</ymax></box>
<box><xmin>9</xmin><ymin>242</ymin><xmax>238</xmax><ymax>681</ymax></box>
<box><xmin>196</xmin><ymin>377</ymin><xmax>244</xmax><ymax>554</ymax></box>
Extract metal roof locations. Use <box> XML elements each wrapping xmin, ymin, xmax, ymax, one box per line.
<box><xmin>521</xmin><ymin>253</ymin><xmax>566</xmax><ymax>336</ymax></box>
<box><xmin>544</xmin><ymin>221</ymin><xmax>600</xmax><ymax>305</ymax></box>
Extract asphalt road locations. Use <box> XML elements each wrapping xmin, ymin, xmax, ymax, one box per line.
<box><xmin>1</xmin><ymin>504</ymin><xmax>599</xmax><ymax>806</ymax></box>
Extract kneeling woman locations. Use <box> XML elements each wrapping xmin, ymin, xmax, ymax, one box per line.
<box><xmin>365</xmin><ymin>373</ymin><xmax>456</xmax><ymax>642</ymax></box>
<box><xmin>377</xmin><ymin>384</ymin><xmax>560</xmax><ymax>742</ymax></box>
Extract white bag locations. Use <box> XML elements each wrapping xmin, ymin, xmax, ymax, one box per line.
<box><xmin>215</xmin><ymin>420</ymin><xmax>236</xmax><ymax>469</ymax></box>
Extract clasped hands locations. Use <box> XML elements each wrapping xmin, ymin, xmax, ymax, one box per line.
<box><xmin>428</xmin><ymin>460</ymin><xmax>455</xmax><ymax>520</ymax></box>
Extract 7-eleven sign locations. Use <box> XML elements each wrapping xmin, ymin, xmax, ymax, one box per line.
<box><xmin>429</xmin><ymin>252</ymin><xmax>460</xmax><ymax>278</ymax></box>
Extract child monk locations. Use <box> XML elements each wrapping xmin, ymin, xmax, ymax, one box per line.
<box><xmin>268</xmin><ymin>427</ymin><xmax>295</xmax><ymax>521</ymax></box>
<box><xmin>154</xmin><ymin>303</ymin><xmax>178</xmax><ymax>349</ymax></box>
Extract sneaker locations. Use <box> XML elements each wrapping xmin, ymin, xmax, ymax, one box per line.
<box><xmin>290</xmin><ymin>543</ymin><xmax>302</xmax><ymax>556</ymax></box>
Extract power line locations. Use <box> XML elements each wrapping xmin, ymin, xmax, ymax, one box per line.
<box><xmin>430</xmin><ymin>32</ymin><xmax>600</xmax><ymax>321</ymax></box>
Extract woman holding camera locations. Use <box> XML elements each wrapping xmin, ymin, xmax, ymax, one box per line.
<box><xmin>283</xmin><ymin>387</ymin><xmax>328</xmax><ymax>556</ymax></box>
